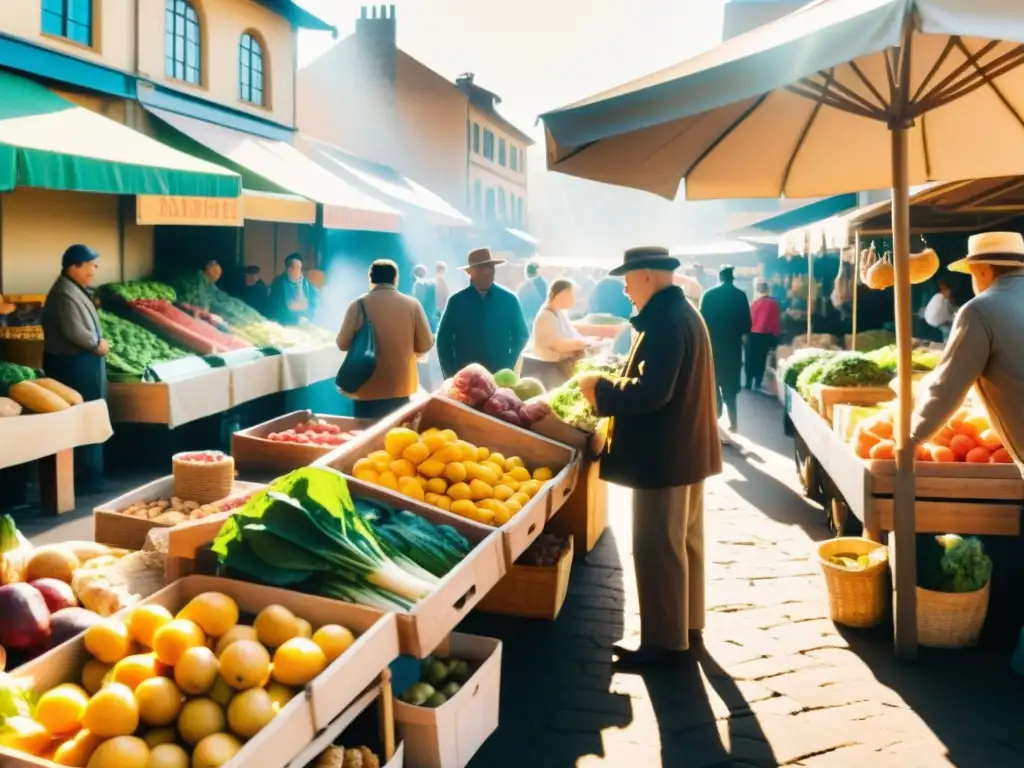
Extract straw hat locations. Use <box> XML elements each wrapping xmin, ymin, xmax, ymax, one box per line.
<box><xmin>461</xmin><ymin>247</ymin><xmax>506</xmax><ymax>271</ymax></box>
<box><xmin>949</xmin><ymin>232</ymin><xmax>1024</xmax><ymax>274</ymax></box>
<box><xmin>608</xmin><ymin>246</ymin><xmax>680</xmax><ymax>277</ymax></box>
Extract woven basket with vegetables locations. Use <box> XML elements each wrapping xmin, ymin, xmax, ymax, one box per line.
<box><xmin>918</xmin><ymin>534</ymin><xmax>993</xmax><ymax>649</ymax></box>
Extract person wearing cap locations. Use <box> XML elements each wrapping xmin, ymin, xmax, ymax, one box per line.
<box><xmin>40</xmin><ymin>244</ymin><xmax>109</xmax><ymax>491</ymax></box>
<box><xmin>435</xmin><ymin>248</ymin><xmax>531</xmax><ymax>378</ymax></box>
<box><xmin>699</xmin><ymin>265</ymin><xmax>752</xmax><ymax>434</ymax></box>
<box><xmin>911</xmin><ymin>232</ymin><xmax>1024</xmax><ymax>470</ymax></box>
<box><xmin>269</xmin><ymin>253</ymin><xmax>318</xmax><ymax>326</ymax></box>
<box><xmin>576</xmin><ymin>246</ymin><xmax>722</xmax><ymax>668</ymax></box>
<box><xmin>515</xmin><ymin>261</ymin><xmax>548</xmax><ymax>326</ymax></box>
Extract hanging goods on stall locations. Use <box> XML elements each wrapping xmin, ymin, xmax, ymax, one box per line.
<box><xmin>335</xmin><ymin>301</ymin><xmax>377</xmax><ymax>395</ymax></box>
<box><xmin>908</xmin><ymin>245</ymin><xmax>940</xmax><ymax>285</ymax></box>
<box><xmin>831</xmin><ymin>247</ymin><xmax>855</xmax><ymax>310</ymax></box>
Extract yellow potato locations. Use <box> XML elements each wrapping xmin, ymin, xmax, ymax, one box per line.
<box><xmin>454</xmin><ymin>441</ymin><xmax>478</xmax><ymax>461</ymax></box>
<box><xmin>353</xmin><ymin>458</ymin><xmax>376</xmax><ymax>475</ymax></box>
<box><xmin>508</xmin><ymin>466</ymin><xmax>531</xmax><ymax>483</ymax></box>
<box><xmin>450</xmin><ymin>499</ymin><xmax>479</xmax><ymax>519</ymax></box>
<box><xmin>378</xmin><ymin>471</ymin><xmax>399</xmax><ymax>491</ymax></box>
<box><xmin>504</xmin><ymin>499</ymin><xmax>522</xmax><ymax>514</ymax></box>
<box><xmin>520</xmin><ymin>480</ymin><xmax>542</xmax><ymax>498</ymax></box>
<box><xmin>420</xmin><ymin>428</ymin><xmax>440</xmax><ymax>439</ymax></box>
<box><xmin>533</xmin><ymin>467</ymin><xmax>554</xmax><ymax>482</ymax></box>
<box><xmin>492</xmin><ymin>484</ymin><xmax>515</xmax><ymax>501</ymax></box>
<box><xmin>418</xmin><ymin>459</ymin><xmax>446</xmax><ymax>479</ymax></box>
<box><xmin>481</xmin><ymin>461</ymin><xmax>505</xmax><ymax>480</ymax></box>
<box><xmin>438</xmin><ymin>429</ymin><xmax>459</xmax><ymax>443</ymax></box>
<box><xmin>434</xmin><ymin>495</ymin><xmax>452</xmax><ymax>511</ymax></box>
<box><xmin>421</xmin><ymin>434</ymin><xmax>449</xmax><ymax>454</ymax></box>
<box><xmin>416</xmin><ymin>476</ymin><xmax>429</xmax><ymax>490</ymax></box>
<box><xmin>426</xmin><ymin>477</ymin><xmax>448</xmax><ymax>495</ymax></box>
<box><xmin>402</xmin><ymin>442</ymin><xmax>431</xmax><ymax>466</ymax></box>
<box><xmin>399</xmin><ymin>477</ymin><xmax>426</xmax><ymax>502</ymax></box>
<box><xmin>353</xmin><ymin>469</ymin><xmax>379</xmax><ymax>484</ymax></box>
<box><xmin>443</xmin><ymin>462</ymin><xmax>468</xmax><ymax>483</ymax></box>
<box><xmin>506</xmin><ymin>456</ymin><xmax>525</xmax><ymax>470</ymax></box>
<box><xmin>447</xmin><ymin>482</ymin><xmax>472</xmax><ymax>501</ymax></box>
<box><xmin>475</xmin><ymin>446</ymin><xmax>490</xmax><ymax>462</ymax></box>
<box><xmin>510</xmin><ymin>492</ymin><xmax>531</xmax><ymax>507</ymax></box>
<box><xmin>390</xmin><ymin>459</ymin><xmax>417</xmax><ymax>479</ymax></box>
<box><xmin>384</xmin><ymin>428</ymin><xmax>419</xmax><ymax>459</ymax></box>
<box><xmin>431</xmin><ymin>445</ymin><xmax>463</xmax><ymax>464</ymax></box>
<box><xmin>424</xmin><ymin>492</ymin><xmax>441</xmax><ymax>505</ymax></box>
<box><xmin>488</xmin><ymin>453</ymin><xmax>507</xmax><ymax>467</ymax></box>
<box><xmin>478</xmin><ymin>499</ymin><xmax>508</xmax><ymax>516</ymax></box>
<box><xmin>469</xmin><ymin>479</ymin><xmax>494</xmax><ymax>501</ymax></box>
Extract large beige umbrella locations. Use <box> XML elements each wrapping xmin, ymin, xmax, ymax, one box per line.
<box><xmin>541</xmin><ymin>0</ymin><xmax>1024</xmax><ymax>658</ymax></box>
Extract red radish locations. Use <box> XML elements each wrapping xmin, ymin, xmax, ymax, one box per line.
<box><xmin>29</xmin><ymin>579</ymin><xmax>78</xmax><ymax>613</ymax></box>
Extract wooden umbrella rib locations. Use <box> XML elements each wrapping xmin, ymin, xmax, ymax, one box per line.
<box><xmin>918</xmin><ymin>46</ymin><xmax>1024</xmax><ymax>114</ymax></box>
<box><xmin>816</xmin><ymin>68</ymin><xmax>889</xmax><ymax>114</ymax></box>
<box><xmin>915</xmin><ymin>40</ymin><xmax>1005</xmax><ymax>109</ymax></box>
<box><xmin>681</xmin><ymin>94</ymin><xmax>769</xmax><ymax>179</ymax></box>
<box><xmin>910</xmin><ymin>36</ymin><xmax>958</xmax><ymax>104</ymax></box>
<box><xmin>920</xmin><ymin>112</ymin><xmax>931</xmax><ymax>178</ymax></box>
<box><xmin>786</xmin><ymin>81</ymin><xmax>886</xmax><ymax>120</ymax></box>
<box><xmin>780</xmin><ymin>72</ymin><xmax>833</xmax><ymax>194</ymax></box>
<box><xmin>884</xmin><ymin>48</ymin><xmax>899</xmax><ymax>101</ymax></box>
<box><xmin>848</xmin><ymin>59</ymin><xmax>891</xmax><ymax>110</ymax></box>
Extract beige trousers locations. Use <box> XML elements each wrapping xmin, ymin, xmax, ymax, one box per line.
<box><xmin>632</xmin><ymin>482</ymin><xmax>705</xmax><ymax>651</ymax></box>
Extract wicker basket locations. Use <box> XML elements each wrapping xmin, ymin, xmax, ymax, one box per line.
<box><xmin>172</xmin><ymin>451</ymin><xmax>235</xmax><ymax>505</ymax></box>
<box><xmin>818</xmin><ymin>537</ymin><xmax>889</xmax><ymax>628</ymax></box>
<box><xmin>917</xmin><ymin>581</ymin><xmax>990</xmax><ymax>649</ymax></box>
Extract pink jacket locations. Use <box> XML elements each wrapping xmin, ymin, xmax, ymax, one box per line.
<box><xmin>750</xmin><ymin>296</ymin><xmax>781</xmax><ymax>336</ymax></box>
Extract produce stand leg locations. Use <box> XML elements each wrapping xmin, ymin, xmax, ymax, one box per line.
<box><xmin>890</xmin><ymin>120</ymin><xmax>918</xmax><ymax>659</ymax></box>
<box><xmin>37</xmin><ymin>449</ymin><xmax>75</xmax><ymax>516</ymax></box>
<box><xmin>545</xmin><ymin>458</ymin><xmax>608</xmax><ymax>560</ymax></box>
<box><xmin>378</xmin><ymin>667</ymin><xmax>395</xmax><ymax>761</ymax></box>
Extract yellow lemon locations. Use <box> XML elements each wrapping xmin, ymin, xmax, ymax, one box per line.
<box><xmin>367</xmin><ymin>450</ymin><xmax>393</xmax><ymax>473</ymax></box>
<box><xmin>424</xmin><ymin>492</ymin><xmax>440</xmax><ymax>505</ymax></box>
<box><xmin>509</xmin><ymin>466</ymin><xmax>531</xmax><ymax>483</ymax></box>
<box><xmin>454</xmin><ymin>440</ymin><xmax>477</xmax><ymax>461</ymax></box>
<box><xmin>178</xmin><ymin>592</ymin><xmax>239</xmax><ymax>638</ymax></box>
<box><xmin>401</xmin><ymin>441</ymin><xmax>431</xmax><ymax>465</ymax></box>
<box><xmin>421</xmin><ymin>433</ymin><xmax>447</xmax><ymax>453</ymax></box>
<box><xmin>425</xmin><ymin>477</ymin><xmax>447</xmax><ymax>495</ymax></box>
<box><xmin>431</xmin><ymin>445</ymin><xmax>462</xmax><ymax>464</ymax></box>
<box><xmin>488</xmin><ymin>452</ymin><xmax>507</xmax><ymax>467</ymax></box>
<box><xmin>492</xmin><ymin>484</ymin><xmax>515</xmax><ymax>501</ymax></box>
<box><xmin>450</xmin><ymin>500</ymin><xmax>479</xmax><ymax>520</ymax></box>
<box><xmin>36</xmin><ymin>684</ymin><xmax>88</xmax><ymax>736</ymax></box>
<box><xmin>469</xmin><ymin>479</ymin><xmax>494</xmax><ymax>501</ymax></box>
<box><xmin>83</xmin><ymin>682</ymin><xmax>139</xmax><ymax>737</ymax></box>
<box><xmin>481</xmin><ymin>461</ymin><xmax>505</xmax><ymax>481</ymax></box>
<box><xmin>434</xmin><ymin>495</ymin><xmax>452</xmax><ymax>511</ymax></box>
<box><xmin>447</xmin><ymin>482</ymin><xmax>472</xmax><ymax>501</ymax></box>
<box><xmin>475</xmin><ymin>446</ymin><xmax>491</xmax><ymax>461</ymax></box>
<box><xmin>520</xmin><ymin>480</ymin><xmax>542</xmax><ymax>498</ymax></box>
<box><xmin>533</xmin><ymin>467</ymin><xmax>555</xmax><ymax>482</ymax></box>
<box><xmin>478</xmin><ymin>499</ymin><xmax>508</xmax><ymax>516</ymax></box>
<box><xmin>134</xmin><ymin>676</ymin><xmax>183</xmax><ymax>727</ymax></box>
<box><xmin>443</xmin><ymin>462</ymin><xmax>468</xmax><ymax>483</ymax></box>
<box><xmin>272</xmin><ymin>638</ymin><xmax>327</xmax><ymax>687</ymax></box>
<box><xmin>390</xmin><ymin>458</ymin><xmax>417</xmax><ymax>478</ymax></box>
<box><xmin>504</xmin><ymin>498</ymin><xmax>522</xmax><ymax>514</ymax></box>
<box><xmin>416</xmin><ymin>475</ymin><xmax>429</xmax><ymax>490</ymax></box>
<box><xmin>85</xmin><ymin>619</ymin><xmax>131</xmax><ymax>664</ymax></box>
<box><xmin>384</xmin><ymin>427</ymin><xmax>419</xmax><ymax>459</ymax></box>
<box><xmin>506</xmin><ymin>456</ymin><xmax>525</xmax><ymax>470</ymax></box>
<box><xmin>377</xmin><ymin>471</ymin><xmax>399</xmax><ymax>491</ymax></box>
<box><xmin>399</xmin><ymin>477</ymin><xmax>426</xmax><ymax>502</ymax></box>
<box><xmin>311</xmin><ymin>625</ymin><xmax>355</xmax><ymax>663</ymax></box>
<box><xmin>352</xmin><ymin>458</ymin><xmax>376</xmax><ymax>475</ymax></box>
<box><xmin>493</xmin><ymin>508</ymin><xmax>512</xmax><ymax>526</ymax></box>
<box><xmin>191</xmin><ymin>733</ymin><xmax>242</xmax><ymax>768</ymax></box>
<box><xmin>265</xmin><ymin>682</ymin><xmax>295</xmax><ymax>713</ymax></box>
<box><xmin>418</xmin><ymin>458</ymin><xmax>446</xmax><ymax>479</ymax></box>
<box><xmin>127</xmin><ymin>604</ymin><xmax>173</xmax><ymax>648</ymax></box>
<box><xmin>511</xmin><ymin>492</ymin><xmax>531</xmax><ymax>508</ymax></box>
<box><xmin>501</xmin><ymin>474</ymin><xmax>520</xmax><ymax>491</ymax></box>
<box><xmin>438</xmin><ymin>429</ymin><xmax>458</xmax><ymax>443</ymax></box>
<box><xmin>473</xmin><ymin>507</ymin><xmax>496</xmax><ymax>525</ymax></box>
<box><xmin>354</xmin><ymin>468</ymin><xmax>379</xmax><ymax>483</ymax></box>
<box><xmin>295</xmin><ymin>618</ymin><xmax>312</xmax><ymax>638</ymax></box>
<box><xmin>420</xmin><ymin>427</ymin><xmax>439</xmax><ymax>439</ymax></box>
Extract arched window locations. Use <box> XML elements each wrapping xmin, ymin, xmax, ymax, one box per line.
<box><xmin>165</xmin><ymin>0</ymin><xmax>201</xmax><ymax>85</ymax></box>
<box><xmin>42</xmin><ymin>0</ymin><xmax>93</xmax><ymax>46</ymax></box>
<box><xmin>239</xmin><ymin>32</ymin><xmax>265</xmax><ymax>106</ymax></box>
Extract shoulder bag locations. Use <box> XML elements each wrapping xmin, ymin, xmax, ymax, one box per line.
<box><xmin>335</xmin><ymin>299</ymin><xmax>377</xmax><ymax>394</ymax></box>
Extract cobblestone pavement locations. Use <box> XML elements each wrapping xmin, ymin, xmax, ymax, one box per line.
<box><xmin>466</xmin><ymin>392</ymin><xmax>1024</xmax><ymax>767</ymax></box>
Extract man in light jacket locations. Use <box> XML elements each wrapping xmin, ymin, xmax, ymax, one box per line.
<box><xmin>337</xmin><ymin>260</ymin><xmax>434</xmax><ymax>420</ymax></box>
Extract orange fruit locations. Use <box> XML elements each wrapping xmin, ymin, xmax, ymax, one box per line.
<box><xmin>174</xmin><ymin>646</ymin><xmax>220</xmax><ymax>695</ymax></box>
<box><xmin>991</xmin><ymin>448</ymin><xmax>1014</xmax><ymax>464</ymax></box>
<box><xmin>868</xmin><ymin>440</ymin><xmax>896</xmax><ymax>461</ymax></box>
<box><xmin>254</xmin><ymin>605</ymin><xmax>299</xmax><ymax>649</ymax></box>
<box><xmin>35</xmin><ymin>684</ymin><xmax>88</xmax><ymax>736</ymax></box>
<box><xmin>127</xmin><ymin>604</ymin><xmax>173</xmax><ymax>648</ymax></box>
<box><xmin>81</xmin><ymin>658</ymin><xmax>111</xmax><ymax>696</ymax></box>
<box><xmin>82</xmin><ymin>682</ymin><xmax>139</xmax><ymax>737</ymax></box>
<box><xmin>110</xmin><ymin>653</ymin><xmax>162</xmax><ymax>691</ymax></box>
<box><xmin>949</xmin><ymin>433</ymin><xmax>976</xmax><ymax>460</ymax></box>
<box><xmin>176</xmin><ymin>698</ymin><xmax>225</xmax><ymax>746</ymax></box>
<box><xmin>191</xmin><ymin>733</ymin><xmax>242</xmax><ymax>768</ymax></box>
<box><xmin>226</xmin><ymin>687</ymin><xmax>277</xmax><ymax>738</ymax></box>
<box><xmin>966</xmin><ymin>446</ymin><xmax>991</xmax><ymax>463</ymax></box>
<box><xmin>963</xmin><ymin>413</ymin><xmax>990</xmax><ymax>436</ymax></box>
<box><xmin>979</xmin><ymin>429</ymin><xmax>1003</xmax><ymax>452</ymax></box>
<box><xmin>83</xmin><ymin>735</ymin><xmax>149</xmax><ymax>768</ymax></box>
<box><xmin>152</xmin><ymin>619</ymin><xmax>206</xmax><ymax>666</ymax></box>
<box><xmin>84</xmin><ymin>619</ymin><xmax>131</xmax><ymax>664</ymax></box>
<box><xmin>215</xmin><ymin>625</ymin><xmax>259</xmax><ymax>657</ymax></box>
<box><xmin>930</xmin><ymin>444</ymin><xmax>956</xmax><ymax>463</ymax></box>
<box><xmin>272</xmin><ymin>638</ymin><xmax>327</xmax><ymax>687</ymax></box>
<box><xmin>219</xmin><ymin>639</ymin><xmax>271</xmax><ymax>690</ymax></box>
<box><xmin>311</xmin><ymin>624</ymin><xmax>356</xmax><ymax>663</ymax></box>
<box><xmin>178</xmin><ymin>592</ymin><xmax>239</xmax><ymax>637</ymax></box>
<box><xmin>51</xmin><ymin>728</ymin><xmax>103</xmax><ymax>766</ymax></box>
<box><xmin>134</xmin><ymin>676</ymin><xmax>183</xmax><ymax>727</ymax></box>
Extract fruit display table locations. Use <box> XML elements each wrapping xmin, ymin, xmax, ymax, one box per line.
<box><xmin>786</xmin><ymin>386</ymin><xmax>1023</xmax><ymax>540</ymax></box>
<box><xmin>0</xmin><ymin>400</ymin><xmax>113</xmax><ymax>515</ymax></box>
<box><xmin>280</xmin><ymin>343</ymin><xmax>344</xmax><ymax>391</ymax></box>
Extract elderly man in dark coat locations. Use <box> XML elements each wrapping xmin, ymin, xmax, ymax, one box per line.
<box><xmin>578</xmin><ymin>246</ymin><xmax>722</xmax><ymax>667</ymax></box>
<box><xmin>699</xmin><ymin>265</ymin><xmax>751</xmax><ymax>434</ymax></box>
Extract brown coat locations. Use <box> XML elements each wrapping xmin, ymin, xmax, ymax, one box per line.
<box><xmin>337</xmin><ymin>285</ymin><xmax>434</xmax><ymax>400</ymax></box>
<box><xmin>594</xmin><ymin>285</ymin><xmax>722</xmax><ymax>489</ymax></box>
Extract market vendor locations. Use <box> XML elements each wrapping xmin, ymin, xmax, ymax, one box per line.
<box><xmin>911</xmin><ymin>232</ymin><xmax>1024</xmax><ymax>468</ymax></box>
<box><xmin>270</xmin><ymin>253</ymin><xmax>318</xmax><ymax>326</ymax></box>
<box><xmin>201</xmin><ymin>259</ymin><xmax>223</xmax><ymax>284</ymax></box>
<box><xmin>40</xmin><ymin>244</ymin><xmax>108</xmax><ymax>491</ymax></box>
<box><xmin>435</xmin><ymin>248</ymin><xmax>530</xmax><ymax>378</ymax></box>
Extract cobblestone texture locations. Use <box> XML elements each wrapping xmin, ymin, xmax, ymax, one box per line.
<box><xmin>465</xmin><ymin>392</ymin><xmax>1024</xmax><ymax>767</ymax></box>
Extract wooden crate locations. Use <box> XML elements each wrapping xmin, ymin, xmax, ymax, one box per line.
<box><xmin>476</xmin><ymin>536</ymin><xmax>573</xmax><ymax>620</ymax></box>
<box><xmin>546</xmin><ymin>458</ymin><xmax>608</xmax><ymax>558</ymax></box>
<box><xmin>321</xmin><ymin>396</ymin><xmax>579</xmax><ymax>564</ymax></box>
<box><xmin>107</xmin><ymin>368</ymin><xmax>232</xmax><ymax>428</ymax></box>
<box><xmin>1</xmin><ymin>575</ymin><xmax>400</xmax><ymax>768</ymax></box>
<box><xmin>810</xmin><ymin>383</ymin><xmax>895</xmax><ymax>422</ymax></box>
<box><xmin>231</xmin><ymin>410</ymin><xmax>373</xmax><ymax>474</ymax></box>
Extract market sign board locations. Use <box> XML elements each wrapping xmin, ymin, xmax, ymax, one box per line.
<box><xmin>137</xmin><ymin>195</ymin><xmax>244</xmax><ymax>227</ymax></box>
<box><xmin>321</xmin><ymin>204</ymin><xmax>401</xmax><ymax>234</ymax></box>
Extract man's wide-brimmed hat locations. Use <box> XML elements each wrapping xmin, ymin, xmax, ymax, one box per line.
<box><xmin>461</xmin><ymin>247</ymin><xmax>506</xmax><ymax>271</ymax></box>
<box><xmin>608</xmin><ymin>246</ymin><xmax>681</xmax><ymax>277</ymax></box>
<box><xmin>949</xmin><ymin>232</ymin><xmax>1024</xmax><ymax>274</ymax></box>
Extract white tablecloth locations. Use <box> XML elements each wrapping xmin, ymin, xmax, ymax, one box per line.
<box><xmin>229</xmin><ymin>355</ymin><xmax>283</xmax><ymax>407</ymax></box>
<box><xmin>280</xmin><ymin>344</ymin><xmax>344</xmax><ymax>391</ymax></box>
<box><xmin>0</xmin><ymin>400</ymin><xmax>113</xmax><ymax>469</ymax></box>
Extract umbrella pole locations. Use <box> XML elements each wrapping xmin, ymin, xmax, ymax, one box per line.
<box><xmin>852</xmin><ymin>231</ymin><xmax>860</xmax><ymax>350</ymax></box>
<box><xmin>890</xmin><ymin>124</ymin><xmax>918</xmax><ymax>659</ymax></box>
<box><xmin>806</xmin><ymin>246</ymin><xmax>814</xmax><ymax>344</ymax></box>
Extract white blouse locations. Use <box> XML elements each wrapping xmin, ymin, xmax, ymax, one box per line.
<box><xmin>527</xmin><ymin>307</ymin><xmax>588</xmax><ymax>362</ymax></box>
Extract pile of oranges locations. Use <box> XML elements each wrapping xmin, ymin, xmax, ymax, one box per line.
<box><xmin>851</xmin><ymin>406</ymin><xmax>1013</xmax><ymax>464</ymax></box>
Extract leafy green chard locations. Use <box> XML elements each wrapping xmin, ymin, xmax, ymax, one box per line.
<box><xmin>98</xmin><ymin>310</ymin><xmax>190</xmax><ymax>374</ymax></box>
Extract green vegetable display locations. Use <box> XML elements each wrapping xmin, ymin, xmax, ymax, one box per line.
<box><xmin>0</xmin><ymin>363</ymin><xmax>37</xmax><ymax>396</ymax></box>
<box><xmin>98</xmin><ymin>309</ymin><xmax>191</xmax><ymax>376</ymax></box>
<box><xmin>781</xmin><ymin>348</ymin><xmax>838</xmax><ymax>390</ymax></box>
<box><xmin>100</xmin><ymin>280</ymin><xmax>176</xmax><ymax>303</ymax></box>
<box><xmin>925</xmin><ymin>534</ymin><xmax>992</xmax><ymax>593</ymax></box>
<box><xmin>815</xmin><ymin>355</ymin><xmax>892</xmax><ymax>389</ymax></box>
<box><xmin>213</xmin><ymin>467</ymin><xmax>471</xmax><ymax>611</ymax></box>
<box><xmin>864</xmin><ymin>344</ymin><xmax>942</xmax><ymax>373</ymax></box>
<box><xmin>848</xmin><ymin>330</ymin><xmax>896</xmax><ymax>352</ymax></box>
<box><xmin>545</xmin><ymin>353</ymin><xmax>624</xmax><ymax>432</ymax></box>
